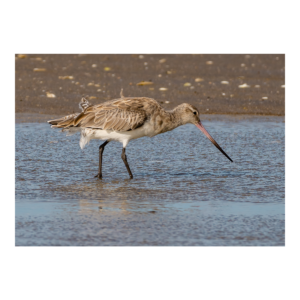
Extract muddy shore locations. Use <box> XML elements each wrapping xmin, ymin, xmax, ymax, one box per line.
<box><xmin>15</xmin><ymin>54</ymin><xmax>284</xmax><ymax>121</ymax></box>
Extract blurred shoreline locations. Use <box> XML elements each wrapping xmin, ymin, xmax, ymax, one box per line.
<box><xmin>15</xmin><ymin>112</ymin><xmax>285</xmax><ymax>124</ymax></box>
<box><xmin>15</xmin><ymin>54</ymin><xmax>285</xmax><ymax>120</ymax></box>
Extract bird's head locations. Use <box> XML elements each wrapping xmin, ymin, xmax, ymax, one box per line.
<box><xmin>176</xmin><ymin>103</ymin><xmax>233</xmax><ymax>162</ymax></box>
<box><xmin>176</xmin><ymin>103</ymin><xmax>200</xmax><ymax>125</ymax></box>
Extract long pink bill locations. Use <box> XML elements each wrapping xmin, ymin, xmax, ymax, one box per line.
<box><xmin>195</xmin><ymin>121</ymin><xmax>233</xmax><ymax>162</ymax></box>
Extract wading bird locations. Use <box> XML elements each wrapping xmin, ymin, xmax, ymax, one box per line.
<box><xmin>48</xmin><ymin>90</ymin><xmax>233</xmax><ymax>179</ymax></box>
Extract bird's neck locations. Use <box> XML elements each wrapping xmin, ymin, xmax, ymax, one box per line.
<box><xmin>157</xmin><ymin>106</ymin><xmax>185</xmax><ymax>133</ymax></box>
<box><xmin>168</xmin><ymin>106</ymin><xmax>185</xmax><ymax>127</ymax></box>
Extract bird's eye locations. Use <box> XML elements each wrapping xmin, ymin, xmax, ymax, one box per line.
<box><xmin>193</xmin><ymin>111</ymin><xmax>197</xmax><ymax>115</ymax></box>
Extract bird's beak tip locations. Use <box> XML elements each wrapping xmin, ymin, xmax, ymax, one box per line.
<box><xmin>195</xmin><ymin>121</ymin><xmax>233</xmax><ymax>163</ymax></box>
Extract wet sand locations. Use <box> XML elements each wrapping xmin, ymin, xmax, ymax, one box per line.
<box><xmin>15</xmin><ymin>54</ymin><xmax>285</xmax><ymax>119</ymax></box>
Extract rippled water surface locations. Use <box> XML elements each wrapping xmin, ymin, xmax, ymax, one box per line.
<box><xmin>15</xmin><ymin>115</ymin><xmax>285</xmax><ymax>246</ymax></box>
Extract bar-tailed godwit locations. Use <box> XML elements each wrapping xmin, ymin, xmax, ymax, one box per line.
<box><xmin>48</xmin><ymin>91</ymin><xmax>233</xmax><ymax>179</ymax></box>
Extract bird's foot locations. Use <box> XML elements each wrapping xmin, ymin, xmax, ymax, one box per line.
<box><xmin>94</xmin><ymin>173</ymin><xmax>102</xmax><ymax>179</ymax></box>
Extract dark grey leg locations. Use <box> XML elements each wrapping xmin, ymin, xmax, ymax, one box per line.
<box><xmin>95</xmin><ymin>140</ymin><xmax>109</xmax><ymax>179</ymax></box>
<box><xmin>121</xmin><ymin>148</ymin><xmax>133</xmax><ymax>179</ymax></box>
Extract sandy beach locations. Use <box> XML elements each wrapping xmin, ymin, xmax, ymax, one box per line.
<box><xmin>15</xmin><ymin>54</ymin><xmax>285</xmax><ymax>122</ymax></box>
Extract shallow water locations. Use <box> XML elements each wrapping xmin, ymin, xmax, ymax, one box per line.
<box><xmin>15</xmin><ymin>115</ymin><xmax>285</xmax><ymax>246</ymax></box>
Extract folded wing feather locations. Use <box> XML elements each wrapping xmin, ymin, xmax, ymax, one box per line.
<box><xmin>48</xmin><ymin>98</ymin><xmax>147</xmax><ymax>132</ymax></box>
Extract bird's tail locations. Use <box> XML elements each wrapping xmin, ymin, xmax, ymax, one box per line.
<box><xmin>47</xmin><ymin>113</ymin><xmax>80</xmax><ymax>128</ymax></box>
<box><xmin>47</xmin><ymin>97</ymin><xmax>92</xmax><ymax>128</ymax></box>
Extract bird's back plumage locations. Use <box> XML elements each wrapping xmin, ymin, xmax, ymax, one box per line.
<box><xmin>48</xmin><ymin>96</ymin><xmax>164</xmax><ymax>132</ymax></box>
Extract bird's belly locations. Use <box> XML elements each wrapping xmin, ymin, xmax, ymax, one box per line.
<box><xmin>91</xmin><ymin>124</ymin><xmax>151</xmax><ymax>143</ymax></box>
<box><xmin>78</xmin><ymin>123</ymin><xmax>154</xmax><ymax>149</ymax></box>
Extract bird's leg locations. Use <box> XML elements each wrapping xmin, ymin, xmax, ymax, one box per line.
<box><xmin>95</xmin><ymin>140</ymin><xmax>109</xmax><ymax>179</ymax></box>
<box><xmin>121</xmin><ymin>148</ymin><xmax>133</xmax><ymax>179</ymax></box>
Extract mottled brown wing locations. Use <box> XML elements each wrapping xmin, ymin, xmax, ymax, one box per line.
<box><xmin>80</xmin><ymin>107</ymin><xmax>147</xmax><ymax>131</ymax></box>
<box><xmin>48</xmin><ymin>97</ymin><xmax>158</xmax><ymax>130</ymax></box>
